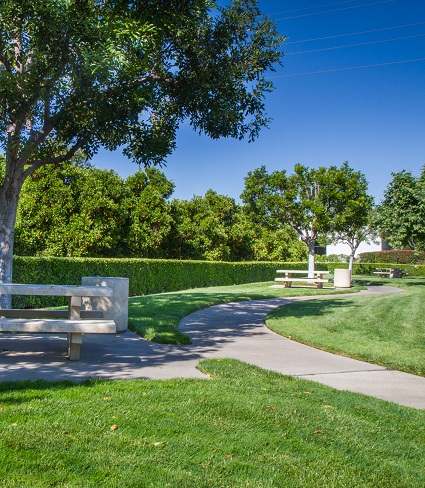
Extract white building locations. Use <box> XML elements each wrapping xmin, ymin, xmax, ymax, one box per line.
<box><xmin>326</xmin><ymin>238</ymin><xmax>389</xmax><ymax>258</ymax></box>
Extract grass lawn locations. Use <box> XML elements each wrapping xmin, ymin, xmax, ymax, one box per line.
<box><xmin>1</xmin><ymin>359</ymin><xmax>424</xmax><ymax>487</ymax></box>
<box><xmin>266</xmin><ymin>276</ymin><xmax>425</xmax><ymax>376</ymax></box>
<box><xmin>128</xmin><ymin>280</ymin><xmax>363</xmax><ymax>344</ymax></box>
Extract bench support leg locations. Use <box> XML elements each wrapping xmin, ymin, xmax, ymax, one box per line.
<box><xmin>67</xmin><ymin>333</ymin><xmax>83</xmax><ymax>360</ymax></box>
<box><xmin>69</xmin><ymin>296</ymin><xmax>82</xmax><ymax>320</ymax></box>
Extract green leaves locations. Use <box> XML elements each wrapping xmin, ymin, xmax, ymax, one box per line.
<box><xmin>1</xmin><ymin>0</ymin><xmax>283</xmax><ymax>168</ymax></box>
<box><xmin>376</xmin><ymin>167</ymin><xmax>425</xmax><ymax>250</ymax></box>
<box><xmin>241</xmin><ymin>163</ymin><xmax>374</xmax><ymax>270</ymax></box>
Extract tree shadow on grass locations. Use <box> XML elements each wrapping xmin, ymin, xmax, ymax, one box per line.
<box><xmin>269</xmin><ymin>297</ymin><xmax>361</xmax><ymax>320</ymax></box>
<box><xmin>0</xmin><ymin>373</ymin><xmax>100</xmax><ymax>403</ymax></box>
<box><xmin>353</xmin><ymin>277</ymin><xmax>425</xmax><ymax>288</ymax></box>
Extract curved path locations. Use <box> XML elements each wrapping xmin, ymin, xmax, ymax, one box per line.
<box><xmin>0</xmin><ymin>286</ymin><xmax>424</xmax><ymax>409</ymax></box>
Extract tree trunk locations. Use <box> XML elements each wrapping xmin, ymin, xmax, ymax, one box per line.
<box><xmin>0</xmin><ymin>176</ymin><xmax>23</xmax><ymax>308</ymax></box>
<box><xmin>307</xmin><ymin>239</ymin><xmax>315</xmax><ymax>277</ymax></box>
<box><xmin>348</xmin><ymin>252</ymin><xmax>354</xmax><ymax>271</ymax></box>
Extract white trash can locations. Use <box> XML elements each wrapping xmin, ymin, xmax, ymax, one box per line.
<box><xmin>334</xmin><ymin>269</ymin><xmax>351</xmax><ymax>288</ymax></box>
<box><xmin>81</xmin><ymin>277</ymin><xmax>129</xmax><ymax>332</ymax></box>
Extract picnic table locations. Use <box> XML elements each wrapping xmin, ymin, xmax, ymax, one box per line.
<box><xmin>275</xmin><ymin>270</ymin><xmax>329</xmax><ymax>289</ymax></box>
<box><xmin>373</xmin><ymin>267</ymin><xmax>403</xmax><ymax>278</ymax></box>
<box><xmin>0</xmin><ymin>284</ymin><xmax>116</xmax><ymax>360</ymax></box>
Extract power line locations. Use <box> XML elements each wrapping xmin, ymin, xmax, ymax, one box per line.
<box><xmin>267</xmin><ymin>0</ymin><xmax>367</xmax><ymax>16</ymax></box>
<box><xmin>269</xmin><ymin>57</ymin><xmax>425</xmax><ymax>77</ymax></box>
<box><xmin>285</xmin><ymin>21</ymin><xmax>425</xmax><ymax>45</ymax></box>
<box><xmin>286</xmin><ymin>33</ymin><xmax>425</xmax><ymax>55</ymax></box>
<box><xmin>274</xmin><ymin>0</ymin><xmax>397</xmax><ymax>21</ymax></box>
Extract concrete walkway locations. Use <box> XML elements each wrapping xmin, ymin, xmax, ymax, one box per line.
<box><xmin>1</xmin><ymin>286</ymin><xmax>424</xmax><ymax>409</ymax></box>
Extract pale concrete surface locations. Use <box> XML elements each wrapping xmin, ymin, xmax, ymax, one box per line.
<box><xmin>82</xmin><ymin>276</ymin><xmax>129</xmax><ymax>332</ymax></box>
<box><xmin>1</xmin><ymin>285</ymin><xmax>424</xmax><ymax>409</ymax></box>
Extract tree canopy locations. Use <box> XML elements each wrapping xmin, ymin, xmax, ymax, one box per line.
<box><xmin>241</xmin><ymin>162</ymin><xmax>373</xmax><ymax>273</ymax></box>
<box><xmin>0</xmin><ymin>0</ymin><xmax>282</xmax><ymax>169</ymax></box>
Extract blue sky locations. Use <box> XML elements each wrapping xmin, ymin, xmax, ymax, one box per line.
<box><xmin>91</xmin><ymin>0</ymin><xmax>425</xmax><ymax>205</ymax></box>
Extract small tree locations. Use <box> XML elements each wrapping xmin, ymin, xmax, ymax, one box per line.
<box><xmin>241</xmin><ymin>162</ymin><xmax>373</xmax><ymax>274</ymax></box>
<box><xmin>329</xmin><ymin>221</ymin><xmax>378</xmax><ymax>271</ymax></box>
<box><xmin>168</xmin><ymin>190</ymin><xmax>238</xmax><ymax>261</ymax></box>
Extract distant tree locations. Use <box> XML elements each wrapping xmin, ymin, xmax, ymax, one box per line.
<box><xmin>15</xmin><ymin>163</ymin><xmax>128</xmax><ymax>256</ymax></box>
<box><xmin>0</xmin><ymin>0</ymin><xmax>283</xmax><ymax>303</ymax></box>
<box><xmin>241</xmin><ymin>162</ymin><xmax>372</xmax><ymax>273</ymax></box>
<box><xmin>328</xmin><ymin>218</ymin><xmax>378</xmax><ymax>271</ymax></box>
<box><xmin>326</xmin><ymin>178</ymin><xmax>375</xmax><ymax>270</ymax></box>
<box><xmin>124</xmin><ymin>168</ymin><xmax>174</xmax><ymax>257</ymax></box>
<box><xmin>375</xmin><ymin>167</ymin><xmax>425</xmax><ymax>250</ymax></box>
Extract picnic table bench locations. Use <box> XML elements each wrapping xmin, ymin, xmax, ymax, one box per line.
<box><xmin>373</xmin><ymin>267</ymin><xmax>403</xmax><ymax>278</ymax></box>
<box><xmin>275</xmin><ymin>270</ymin><xmax>329</xmax><ymax>289</ymax></box>
<box><xmin>0</xmin><ymin>284</ymin><xmax>116</xmax><ymax>360</ymax></box>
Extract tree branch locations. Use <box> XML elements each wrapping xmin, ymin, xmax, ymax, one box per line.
<box><xmin>23</xmin><ymin>138</ymin><xmax>87</xmax><ymax>179</ymax></box>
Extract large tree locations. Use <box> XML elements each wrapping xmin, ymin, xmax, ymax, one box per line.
<box><xmin>241</xmin><ymin>162</ymin><xmax>372</xmax><ymax>274</ymax></box>
<box><xmin>375</xmin><ymin>167</ymin><xmax>425</xmax><ymax>250</ymax></box>
<box><xmin>0</xmin><ymin>0</ymin><xmax>282</xmax><ymax>300</ymax></box>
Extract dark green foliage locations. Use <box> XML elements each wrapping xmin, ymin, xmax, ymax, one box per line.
<box><xmin>166</xmin><ymin>190</ymin><xmax>240</xmax><ymax>261</ymax></box>
<box><xmin>124</xmin><ymin>168</ymin><xmax>175</xmax><ymax>257</ymax></box>
<box><xmin>375</xmin><ymin>168</ymin><xmax>425</xmax><ymax>250</ymax></box>
<box><xmin>14</xmin><ymin>164</ymin><xmax>304</xmax><ymax>262</ymax></box>
<box><xmin>359</xmin><ymin>250</ymin><xmax>425</xmax><ymax>264</ymax></box>
<box><xmin>15</xmin><ymin>162</ymin><xmax>129</xmax><ymax>257</ymax></box>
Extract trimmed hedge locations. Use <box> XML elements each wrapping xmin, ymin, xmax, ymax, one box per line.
<box><xmin>12</xmin><ymin>256</ymin><xmax>313</xmax><ymax>308</ymax></box>
<box><xmin>11</xmin><ymin>256</ymin><xmax>424</xmax><ymax>308</ymax></box>
<box><xmin>352</xmin><ymin>262</ymin><xmax>425</xmax><ymax>277</ymax></box>
<box><xmin>359</xmin><ymin>250</ymin><xmax>425</xmax><ymax>264</ymax></box>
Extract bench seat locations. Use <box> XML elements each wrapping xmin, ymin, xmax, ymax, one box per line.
<box><xmin>274</xmin><ymin>277</ymin><xmax>329</xmax><ymax>289</ymax></box>
<box><xmin>275</xmin><ymin>277</ymin><xmax>329</xmax><ymax>282</ymax></box>
<box><xmin>0</xmin><ymin>309</ymin><xmax>104</xmax><ymax>319</ymax></box>
<box><xmin>0</xmin><ymin>318</ymin><xmax>116</xmax><ymax>360</ymax></box>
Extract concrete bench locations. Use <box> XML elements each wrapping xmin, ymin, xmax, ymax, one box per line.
<box><xmin>275</xmin><ymin>270</ymin><xmax>329</xmax><ymax>289</ymax></box>
<box><xmin>0</xmin><ymin>283</ymin><xmax>117</xmax><ymax>360</ymax></box>
<box><xmin>0</xmin><ymin>317</ymin><xmax>116</xmax><ymax>360</ymax></box>
<box><xmin>373</xmin><ymin>268</ymin><xmax>403</xmax><ymax>278</ymax></box>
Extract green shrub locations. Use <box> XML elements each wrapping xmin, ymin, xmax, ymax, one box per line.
<box><xmin>359</xmin><ymin>250</ymin><xmax>425</xmax><ymax>264</ymax></box>
<box><xmin>353</xmin><ymin>262</ymin><xmax>425</xmax><ymax>276</ymax></box>
<box><xmin>12</xmin><ymin>256</ymin><xmax>305</xmax><ymax>307</ymax></box>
